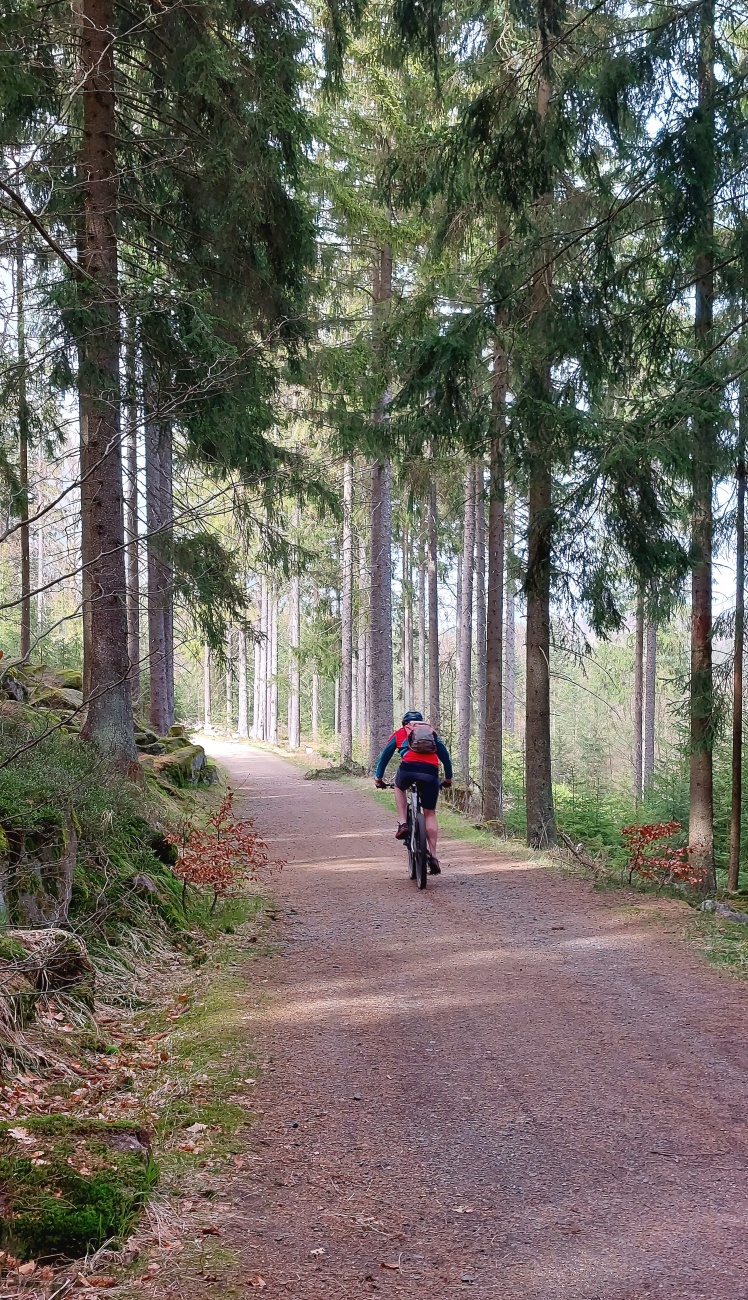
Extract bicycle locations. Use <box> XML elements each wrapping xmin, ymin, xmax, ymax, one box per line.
<box><xmin>404</xmin><ymin>780</ymin><xmax>429</xmax><ymax>889</ymax></box>
<box><xmin>380</xmin><ymin>779</ymin><xmax>435</xmax><ymax>889</ymax></box>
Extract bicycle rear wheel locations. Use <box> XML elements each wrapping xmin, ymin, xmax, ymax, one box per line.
<box><xmin>415</xmin><ymin>811</ymin><xmax>428</xmax><ymax>889</ymax></box>
<box><xmin>406</xmin><ymin>810</ymin><xmax>416</xmax><ymax>879</ymax></box>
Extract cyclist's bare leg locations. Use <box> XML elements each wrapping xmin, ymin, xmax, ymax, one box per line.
<box><xmin>394</xmin><ymin>786</ymin><xmax>407</xmax><ymax>823</ymax></box>
<box><xmin>424</xmin><ymin>810</ymin><xmax>438</xmax><ymax>856</ymax></box>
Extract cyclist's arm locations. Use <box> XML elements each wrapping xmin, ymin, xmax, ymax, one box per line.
<box><xmin>374</xmin><ymin>736</ymin><xmax>397</xmax><ymax>780</ymax></box>
<box><xmin>435</xmin><ymin>738</ymin><xmax>453</xmax><ymax>780</ymax></box>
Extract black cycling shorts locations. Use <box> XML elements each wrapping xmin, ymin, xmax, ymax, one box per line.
<box><xmin>394</xmin><ymin>762</ymin><xmax>441</xmax><ymax>810</ymax></box>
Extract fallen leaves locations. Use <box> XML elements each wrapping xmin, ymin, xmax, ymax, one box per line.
<box><xmin>76</xmin><ymin>1274</ymin><xmax>117</xmax><ymax>1289</ymax></box>
<box><xmin>248</xmin><ymin>1275</ymin><xmax>266</xmax><ymax>1289</ymax></box>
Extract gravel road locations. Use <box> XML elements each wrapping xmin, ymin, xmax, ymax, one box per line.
<box><xmin>206</xmin><ymin>741</ymin><xmax>748</xmax><ymax>1299</ymax></box>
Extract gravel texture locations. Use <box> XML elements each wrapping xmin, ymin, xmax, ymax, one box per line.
<box><xmin>206</xmin><ymin>742</ymin><xmax>748</xmax><ymax>1299</ymax></box>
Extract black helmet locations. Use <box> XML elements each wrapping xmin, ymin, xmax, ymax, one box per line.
<box><xmin>402</xmin><ymin>710</ymin><xmax>424</xmax><ymax>725</ymax></box>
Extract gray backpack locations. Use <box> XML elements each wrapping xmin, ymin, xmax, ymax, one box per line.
<box><xmin>409</xmin><ymin>722</ymin><xmax>437</xmax><ymax>755</ymax></box>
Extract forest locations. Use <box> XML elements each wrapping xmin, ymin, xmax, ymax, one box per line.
<box><xmin>1</xmin><ymin>0</ymin><xmax>748</xmax><ymax>895</ymax></box>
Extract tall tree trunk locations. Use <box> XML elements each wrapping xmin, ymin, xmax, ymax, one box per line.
<box><xmin>77</xmin><ymin>0</ymin><xmax>135</xmax><ymax>764</ymax></box>
<box><xmin>484</xmin><ymin>308</ymin><xmax>508</xmax><ymax>821</ymax></box>
<box><xmin>368</xmin><ymin>243</ymin><xmax>395</xmax><ymax>767</ymax></box>
<box><xmin>428</xmin><ymin>478</ymin><xmax>440</xmax><ymax>730</ymax></box>
<box><xmin>334</xmin><ymin>674</ymin><xmax>340</xmax><ymax>735</ymax></box>
<box><xmin>340</xmin><ymin>461</ymin><xmax>354</xmax><ymax>763</ymax></box>
<box><xmin>312</xmin><ymin>664</ymin><xmax>320</xmax><ymax>742</ymax></box>
<box><xmin>163</xmin><ymin>424</ymin><xmax>174</xmax><ymax>727</ymax></box>
<box><xmin>251</xmin><ymin>613</ymin><xmax>261</xmax><ymax>739</ymax></box>
<box><xmin>504</xmin><ymin>495</ymin><xmax>516</xmax><ymax>736</ymax></box>
<box><xmin>368</xmin><ymin>455</ymin><xmax>394</xmax><ymax>764</ymax></box>
<box><xmin>203</xmin><ymin>645</ymin><xmax>211</xmax><ymax>729</ymax></box>
<box><xmin>269</xmin><ymin>593</ymin><xmax>278</xmax><ymax>744</ymax></box>
<box><xmin>357</xmin><ymin>534</ymin><xmax>368</xmax><ymax>742</ymax></box>
<box><xmin>289</xmin><ymin>570</ymin><xmax>301</xmax><ymax>749</ymax></box>
<box><xmin>644</xmin><ymin>616</ymin><xmax>656</xmax><ymax>788</ymax></box>
<box><xmin>525</xmin><ymin>3</ymin><xmax>556</xmax><ymax>846</ymax></box>
<box><xmin>402</xmin><ymin>522</ymin><xmax>413</xmax><ymax>711</ymax></box>
<box><xmin>123</xmin><ymin>321</ymin><xmax>140</xmax><ymax>706</ymax></box>
<box><xmin>238</xmin><ymin>629</ymin><xmax>249</xmax><ymax>738</ymax></box>
<box><xmin>35</xmin><ymin>466</ymin><xmax>44</xmax><ymax>639</ymax></box>
<box><xmin>418</xmin><ymin>537</ymin><xmax>427</xmax><ymax>715</ymax></box>
<box><xmin>16</xmin><ymin>232</ymin><xmax>31</xmax><ymax>660</ymax></box>
<box><xmin>633</xmin><ymin>591</ymin><xmax>644</xmax><ymax>801</ymax></box>
<box><xmin>144</xmin><ymin>372</ymin><xmax>170</xmax><ymax>736</ymax></box>
<box><xmin>689</xmin><ymin>0</ymin><xmax>716</xmax><ymax>889</ymax></box>
<box><xmin>729</xmin><ymin>386</ymin><xmax>746</xmax><ymax>890</ymax></box>
<box><xmin>257</xmin><ymin>576</ymin><xmax>268</xmax><ymax>740</ymax></box>
<box><xmin>457</xmin><ymin>465</ymin><xmax>476</xmax><ymax>785</ymax></box>
<box><xmin>225</xmin><ymin>630</ymin><xmax>233</xmax><ymax>731</ymax></box>
<box><xmin>475</xmin><ymin>462</ymin><xmax>487</xmax><ymax>782</ymax></box>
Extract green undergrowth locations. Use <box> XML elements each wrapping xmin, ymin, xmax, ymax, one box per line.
<box><xmin>0</xmin><ymin>1117</ymin><xmax>157</xmax><ymax>1261</ymax></box>
<box><xmin>687</xmin><ymin>912</ymin><xmax>748</xmax><ymax>978</ymax></box>
<box><xmin>0</xmin><ymin>728</ymin><xmax>272</xmax><ymax>1271</ymax></box>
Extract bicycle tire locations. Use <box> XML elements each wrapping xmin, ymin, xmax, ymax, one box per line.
<box><xmin>415</xmin><ymin>811</ymin><xmax>428</xmax><ymax>889</ymax></box>
<box><xmin>406</xmin><ymin>817</ymin><xmax>416</xmax><ymax>879</ymax></box>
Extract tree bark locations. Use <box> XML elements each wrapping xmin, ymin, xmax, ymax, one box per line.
<box><xmin>729</xmin><ymin>385</ymin><xmax>746</xmax><ymax>890</ymax></box>
<box><xmin>484</xmin><ymin>371</ymin><xmax>506</xmax><ymax>822</ymax></box>
<box><xmin>475</xmin><ymin>463</ymin><xmax>487</xmax><ymax>781</ymax></box>
<box><xmin>368</xmin><ymin>456</ymin><xmax>394</xmax><ymax>764</ymax></box>
<box><xmin>418</xmin><ymin>537</ymin><xmax>427</xmax><ymax>715</ymax></box>
<box><xmin>289</xmin><ymin>570</ymin><xmax>301</xmax><ymax>749</ymax></box>
<box><xmin>504</xmin><ymin>495</ymin><xmax>516</xmax><ymax>736</ymax></box>
<box><xmin>225</xmin><ymin>629</ymin><xmax>233</xmax><ymax>731</ymax></box>
<box><xmin>401</xmin><ymin>522</ymin><xmax>413</xmax><ymax>712</ymax></box>
<box><xmin>238</xmin><ymin>628</ymin><xmax>249</xmax><ymax>738</ymax></box>
<box><xmin>340</xmin><ymin>461</ymin><xmax>354</xmax><ymax>762</ymax></box>
<box><xmin>457</xmin><ymin>465</ymin><xmax>476</xmax><ymax>785</ymax></box>
<box><xmin>634</xmin><ymin>592</ymin><xmax>644</xmax><ymax>801</ymax></box>
<box><xmin>251</xmin><ymin>588</ymin><xmax>261</xmax><ymax>739</ymax></box>
<box><xmin>368</xmin><ymin>244</ymin><xmax>395</xmax><ymax>767</ymax></box>
<box><xmin>312</xmin><ymin>663</ymin><xmax>320</xmax><ymax>742</ymax></box>
<box><xmin>77</xmin><ymin>0</ymin><xmax>135</xmax><ymax>764</ymax></box>
<box><xmin>644</xmin><ymin>616</ymin><xmax>656</xmax><ymax>788</ymax></box>
<box><xmin>123</xmin><ymin>321</ymin><xmax>140</xmax><ymax>706</ymax></box>
<box><xmin>144</xmin><ymin>371</ymin><xmax>172</xmax><ymax>736</ymax></box>
<box><xmin>689</xmin><ymin>0</ymin><xmax>716</xmax><ymax>889</ymax></box>
<box><xmin>203</xmin><ymin>645</ymin><xmax>211</xmax><ymax>729</ymax></box>
<box><xmin>428</xmin><ymin>478</ymin><xmax>440</xmax><ymax>731</ymax></box>
<box><xmin>269</xmin><ymin>592</ymin><xmax>278</xmax><ymax>744</ymax></box>
<box><xmin>525</xmin><ymin>4</ymin><xmax>556</xmax><ymax>847</ymax></box>
<box><xmin>16</xmin><ymin>232</ymin><xmax>31</xmax><ymax>661</ymax></box>
<box><xmin>255</xmin><ymin>577</ymin><xmax>268</xmax><ymax>740</ymax></box>
<box><xmin>357</xmin><ymin>533</ymin><xmax>368</xmax><ymax>742</ymax></box>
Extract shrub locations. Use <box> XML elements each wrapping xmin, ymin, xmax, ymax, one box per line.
<box><xmin>167</xmin><ymin>791</ymin><xmax>272</xmax><ymax>912</ymax></box>
<box><xmin>621</xmin><ymin>820</ymin><xmax>707</xmax><ymax>890</ymax></box>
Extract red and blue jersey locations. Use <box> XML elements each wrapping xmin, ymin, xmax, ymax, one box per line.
<box><xmin>374</xmin><ymin>726</ymin><xmax>453</xmax><ymax>780</ymax></box>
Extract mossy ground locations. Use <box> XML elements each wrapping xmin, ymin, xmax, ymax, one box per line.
<box><xmin>0</xmin><ymin>1116</ymin><xmax>157</xmax><ymax>1261</ymax></box>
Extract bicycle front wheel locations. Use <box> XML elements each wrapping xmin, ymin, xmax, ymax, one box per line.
<box><xmin>415</xmin><ymin>811</ymin><xmax>428</xmax><ymax>889</ymax></box>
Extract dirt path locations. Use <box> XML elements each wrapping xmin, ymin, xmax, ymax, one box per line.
<box><xmin>205</xmin><ymin>742</ymin><xmax>748</xmax><ymax>1299</ymax></box>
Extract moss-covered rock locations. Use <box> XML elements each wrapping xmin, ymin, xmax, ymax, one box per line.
<box><xmin>140</xmin><ymin>743</ymin><xmax>208</xmax><ymax>786</ymax></box>
<box><xmin>27</xmin><ymin>686</ymin><xmax>84</xmax><ymax>713</ymax></box>
<box><xmin>44</xmin><ymin>669</ymin><xmax>83</xmax><ymax>691</ymax></box>
<box><xmin>0</xmin><ymin>1116</ymin><xmax>156</xmax><ymax>1260</ymax></box>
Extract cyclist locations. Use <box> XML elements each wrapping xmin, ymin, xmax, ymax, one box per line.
<box><xmin>374</xmin><ymin>710</ymin><xmax>453</xmax><ymax>874</ymax></box>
